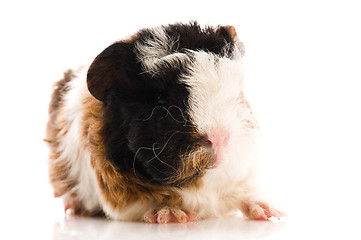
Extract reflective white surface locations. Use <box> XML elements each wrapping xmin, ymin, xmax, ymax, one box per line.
<box><xmin>52</xmin><ymin>216</ymin><xmax>286</xmax><ymax>240</ymax></box>
<box><xmin>6</xmin><ymin>208</ymin><xmax>361</xmax><ymax>240</ymax></box>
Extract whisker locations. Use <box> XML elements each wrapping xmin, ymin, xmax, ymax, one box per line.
<box><xmin>139</xmin><ymin>106</ymin><xmax>168</xmax><ymax>121</ymax></box>
<box><xmin>138</xmin><ymin>105</ymin><xmax>193</xmax><ymax>128</ymax></box>
<box><xmin>133</xmin><ymin>145</ymin><xmax>162</xmax><ymax>179</ymax></box>
<box><xmin>146</xmin><ymin>131</ymin><xmax>180</xmax><ymax>173</ymax></box>
<box><xmin>167</xmin><ymin>105</ymin><xmax>191</xmax><ymax>126</ymax></box>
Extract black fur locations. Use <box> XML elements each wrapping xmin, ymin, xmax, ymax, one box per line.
<box><xmin>88</xmin><ymin>22</ymin><xmax>236</xmax><ymax>186</ymax></box>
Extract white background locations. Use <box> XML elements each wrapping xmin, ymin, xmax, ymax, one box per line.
<box><xmin>1</xmin><ymin>0</ymin><xmax>361</xmax><ymax>239</ymax></box>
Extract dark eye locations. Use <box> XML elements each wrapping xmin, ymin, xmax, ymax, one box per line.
<box><xmin>157</xmin><ymin>94</ymin><xmax>168</xmax><ymax>105</ymax></box>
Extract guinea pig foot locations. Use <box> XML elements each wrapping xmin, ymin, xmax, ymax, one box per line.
<box><xmin>143</xmin><ymin>207</ymin><xmax>197</xmax><ymax>224</ymax></box>
<box><xmin>64</xmin><ymin>202</ymin><xmax>79</xmax><ymax>216</ymax></box>
<box><xmin>143</xmin><ymin>209</ymin><xmax>158</xmax><ymax>223</ymax></box>
<box><xmin>240</xmin><ymin>200</ymin><xmax>286</xmax><ymax>221</ymax></box>
<box><xmin>63</xmin><ymin>196</ymin><xmax>83</xmax><ymax>216</ymax></box>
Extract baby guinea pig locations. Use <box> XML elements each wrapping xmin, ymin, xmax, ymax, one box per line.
<box><xmin>46</xmin><ymin>22</ymin><xmax>286</xmax><ymax>223</ymax></box>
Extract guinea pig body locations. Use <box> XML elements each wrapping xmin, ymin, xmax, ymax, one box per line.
<box><xmin>46</xmin><ymin>22</ymin><xmax>285</xmax><ymax>223</ymax></box>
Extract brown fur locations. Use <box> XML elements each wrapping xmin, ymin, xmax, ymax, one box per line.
<box><xmin>46</xmin><ymin>71</ymin><xmax>205</xmax><ymax>217</ymax></box>
<box><xmin>223</xmin><ymin>25</ymin><xmax>237</xmax><ymax>39</ymax></box>
<box><xmin>45</xmin><ymin>70</ymin><xmax>78</xmax><ymax>198</ymax></box>
<box><xmin>82</xmin><ymin>96</ymin><xmax>183</xmax><ymax>214</ymax></box>
<box><xmin>219</xmin><ymin>25</ymin><xmax>245</xmax><ymax>56</ymax></box>
<box><xmin>166</xmin><ymin>140</ymin><xmax>214</xmax><ymax>188</ymax></box>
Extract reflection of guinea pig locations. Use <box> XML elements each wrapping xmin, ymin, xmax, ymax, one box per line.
<box><xmin>46</xmin><ymin>22</ymin><xmax>285</xmax><ymax>223</ymax></box>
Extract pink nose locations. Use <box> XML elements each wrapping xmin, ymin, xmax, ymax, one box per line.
<box><xmin>205</xmin><ymin>129</ymin><xmax>230</xmax><ymax>167</ymax></box>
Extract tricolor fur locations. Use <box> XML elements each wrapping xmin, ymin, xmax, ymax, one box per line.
<box><xmin>46</xmin><ymin>22</ymin><xmax>285</xmax><ymax>222</ymax></box>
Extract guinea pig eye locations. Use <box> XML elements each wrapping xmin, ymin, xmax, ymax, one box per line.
<box><xmin>157</xmin><ymin>94</ymin><xmax>168</xmax><ymax>105</ymax></box>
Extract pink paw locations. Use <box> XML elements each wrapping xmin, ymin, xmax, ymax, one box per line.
<box><xmin>241</xmin><ymin>201</ymin><xmax>286</xmax><ymax>221</ymax></box>
<box><xmin>143</xmin><ymin>207</ymin><xmax>197</xmax><ymax>224</ymax></box>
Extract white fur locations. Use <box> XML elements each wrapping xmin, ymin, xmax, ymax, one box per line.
<box><xmin>102</xmin><ymin>200</ymin><xmax>152</xmax><ymax>221</ymax></box>
<box><xmin>55</xmin><ymin>67</ymin><xmax>101</xmax><ymax>212</ymax></box>
<box><xmin>178</xmin><ymin>50</ymin><xmax>261</xmax><ymax>219</ymax></box>
<box><xmin>181</xmin><ymin>50</ymin><xmax>258</xmax><ymax>178</ymax></box>
<box><xmin>134</xmin><ymin>26</ymin><xmax>190</xmax><ymax>75</ymax></box>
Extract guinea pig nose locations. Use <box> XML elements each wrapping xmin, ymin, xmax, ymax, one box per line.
<box><xmin>202</xmin><ymin>129</ymin><xmax>230</xmax><ymax>168</ymax></box>
<box><xmin>205</xmin><ymin>129</ymin><xmax>230</xmax><ymax>150</ymax></box>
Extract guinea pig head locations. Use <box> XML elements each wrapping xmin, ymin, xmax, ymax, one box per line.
<box><xmin>87</xmin><ymin>23</ymin><xmax>246</xmax><ymax>187</ymax></box>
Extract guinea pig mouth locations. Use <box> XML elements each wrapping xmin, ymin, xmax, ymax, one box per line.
<box><xmin>130</xmin><ymin>137</ymin><xmax>216</xmax><ymax>187</ymax></box>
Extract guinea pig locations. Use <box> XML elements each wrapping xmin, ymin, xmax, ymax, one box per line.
<box><xmin>45</xmin><ymin>22</ymin><xmax>286</xmax><ymax>223</ymax></box>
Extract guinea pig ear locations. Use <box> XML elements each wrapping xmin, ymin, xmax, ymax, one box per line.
<box><xmin>87</xmin><ymin>42</ymin><xmax>125</xmax><ymax>101</ymax></box>
<box><xmin>217</xmin><ymin>25</ymin><xmax>245</xmax><ymax>56</ymax></box>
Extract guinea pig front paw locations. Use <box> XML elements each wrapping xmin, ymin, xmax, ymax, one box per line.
<box><xmin>143</xmin><ymin>207</ymin><xmax>197</xmax><ymax>224</ymax></box>
<box><xmin>240</xmin><ymin>200</ymin><xmax>286</xmax><ymax>221</ymax></box>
